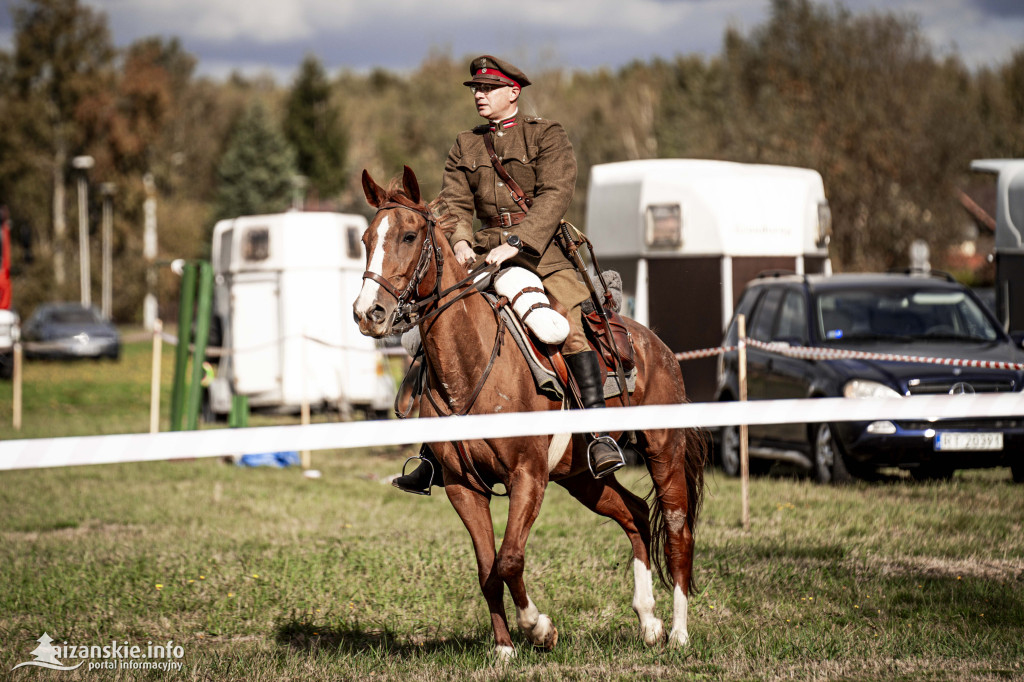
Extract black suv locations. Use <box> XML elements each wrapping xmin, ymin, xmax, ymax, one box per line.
<box><xmin>714</xmin><ymin>272</ymin><xmax>1024</xmax><ymax>483</ymax></box>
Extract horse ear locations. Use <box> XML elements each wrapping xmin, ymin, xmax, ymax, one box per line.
<box><xmin>362</xmin><ymin>169</ymin><xmax>386</xmax><ymax>208</ymax></box>
<box><xmin>402</xmin><ymin>166</ymin><xmax>421</xmax><ymax>205</ymax></box>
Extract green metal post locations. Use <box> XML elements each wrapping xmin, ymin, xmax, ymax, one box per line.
<box><xmin>229</xmin><ymin>394</ymin><xmax>249</xmax><ymax>428</ymax></box>
<box><xmin>185</xmin><ymin>262</ymin><xmax>213</xmax><ymax>431</ymax></box>
<box><xmin>170</xmin><ymin>262</ymin><xmax>197</xmax><ymax>431</ymax></box>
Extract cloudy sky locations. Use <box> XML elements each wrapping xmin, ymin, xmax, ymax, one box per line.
<box><xmin>3</xmin><ymin>0</ymin><xmax>1022</xmax><ymax>81</ymax></box>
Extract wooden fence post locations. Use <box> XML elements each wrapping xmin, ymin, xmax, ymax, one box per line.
<box><xmin>738</xmin><ymin>314</ymin><xmax>750</xmax><ymax>531</ymax></box>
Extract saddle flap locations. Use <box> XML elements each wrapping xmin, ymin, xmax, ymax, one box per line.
<box><xmin>584</xmin><ymin>309</ymin><xmax>636</xmax><ymax>373</ymax></box>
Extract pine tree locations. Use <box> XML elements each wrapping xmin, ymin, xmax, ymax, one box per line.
<box><xmin>213</xmin><ymin>101</ymin><xmax>298</xmax><ymax>224</ymax></box>
<box><xmin>283</xmin><ymin>55</ymin><xmax>347</xmax><ymax>202</ymax></box>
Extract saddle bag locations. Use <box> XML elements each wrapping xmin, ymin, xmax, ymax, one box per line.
<box><xmin>584</xmin><ymin>308</ymin><xmax>635</xmax><ymax>372</ymax></box>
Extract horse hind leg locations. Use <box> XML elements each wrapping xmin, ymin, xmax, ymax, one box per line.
<box><xmin>642</xmin><ymin>427</ymin><xmax>707</xmax><ymax>649</ymax></box>
<box><xmin>556</xmin><ymin>473</ymin><xmax>666</xmax><ymax>647</ymax></box>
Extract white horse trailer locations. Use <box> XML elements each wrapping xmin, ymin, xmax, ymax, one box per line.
<box><xmin>206</xmin><ymin>211</ymin><xmax>396</xmax><ymax>419</ymax></box>
<box><xmin>585</xmin><ymin>159</ymin><xmax>832</xmax><ymax>401</ymax></box>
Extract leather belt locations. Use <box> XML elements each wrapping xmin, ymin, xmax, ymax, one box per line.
<box><xmin>485</xmin><ymin>211</ymin><xmax>527</xmax><ymax>228</ymax></box>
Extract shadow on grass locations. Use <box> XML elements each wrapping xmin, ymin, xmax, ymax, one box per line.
<box><xmin>273</xmin><ymin>617</ymin><xmax>483</xmax><ymax>659</ymax></box>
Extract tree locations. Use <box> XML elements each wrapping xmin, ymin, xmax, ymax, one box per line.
<box><xmin>284</xmin><ymin>55</ymin><xmax>348</xmax><ymax>203</ymax></box>
<box><xmin>213</xmin><ymin>101</ymin><xmax>298</xmax><ymax>225</ymax></box>
<box><xmin>711</xmin><ymin>0</ymin><xmax>977</xmax><ymax>271</ymax></box>
<box><xmin>10</xmin><ymin>0</ymin><xmax>114</xmax><ymax>292</ymax></box>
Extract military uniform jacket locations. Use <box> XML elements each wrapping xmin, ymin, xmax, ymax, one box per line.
<box><xmin>441</xmin><ymin>113</ymin><xmax>577</xmax><ymax>276</ymax></box>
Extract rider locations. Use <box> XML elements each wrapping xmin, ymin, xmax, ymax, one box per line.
<box><xmin>392</xmin><ymin>55</ymin><xmax>626</xmax><ymax>494</ymax></box>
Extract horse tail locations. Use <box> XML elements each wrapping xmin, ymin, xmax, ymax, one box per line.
<box><xmin>648</xmin><ymin>425</ymin><xmax>709</xmax><ymax>592</ymax></box>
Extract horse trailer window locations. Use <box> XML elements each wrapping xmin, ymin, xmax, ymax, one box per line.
<box><xmin>644</xmin><ymin>204</ymin><xmax>682</xmax><ymax>249</ymax></box>
<box><xmin>243</xmin><ymin>228</ymin><xmax>270</xmax><ymax>262</ymax></box>
<box><xmin>346</xmin><ymin>227</ymin><xmax>363</xmax><ymax>259</ymax></box>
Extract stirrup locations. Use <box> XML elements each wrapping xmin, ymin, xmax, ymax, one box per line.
<box><xmin>393</xmin><ymin>455</ymin><xmax>436</xmax><ymax>496</ymax></box>
<box><xmin>587</xmin><ymin>435</ymin><xmax>626</xmax><ymax>479</ymax></box>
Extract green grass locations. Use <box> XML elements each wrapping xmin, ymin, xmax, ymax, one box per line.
<box><xmin>0</xmin><ymin>336</ymin><xmax>1022</xmax><ymax>680</ymax></box>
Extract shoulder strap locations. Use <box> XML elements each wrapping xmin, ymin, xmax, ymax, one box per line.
<box><xmin>483</xmin><ymin>132</ymin><xmax>533</xmax><ymax>212</ymax></box>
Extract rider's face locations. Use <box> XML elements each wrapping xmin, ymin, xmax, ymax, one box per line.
<box><xmin>472</xmin><ymin>84</ymin><xmax>519</xmax><ymax>121</ymax></box>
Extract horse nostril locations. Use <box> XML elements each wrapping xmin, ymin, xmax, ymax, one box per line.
<box><xmin>369</xmin><ymin>305</ymin><xmax>387</xmax><ymax>324</ymax></box>
<box><xmin>353</xmin><ymin>310</ymin><xmax>361</xmax><ymax>324</ymax></box>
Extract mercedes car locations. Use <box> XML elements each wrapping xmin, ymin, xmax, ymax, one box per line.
<box><xmin>714</xmin><ymin>272</ymin><xmax>1024</xmax><ymax>483</ymax></box>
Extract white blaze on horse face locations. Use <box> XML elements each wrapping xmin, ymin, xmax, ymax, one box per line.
<box><xmin>668</xmin><ymin>584</ymin><xmax>690</xmax><ymax>648</ymax></box>
<box><xmin>632</xmin><ymin>558</ymin><xmax>665</xmax><ymax>646</ymax></box>
<box><xmin>353</xmin><ymin>215</ymin><xmax>391</xmax><ymax>318</ymax></box>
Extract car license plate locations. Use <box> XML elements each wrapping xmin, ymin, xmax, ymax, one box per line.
<box><xmin>934</xmin><ymin>432</ymin><xmax>1003</xmax><ymax>451</ymax></box>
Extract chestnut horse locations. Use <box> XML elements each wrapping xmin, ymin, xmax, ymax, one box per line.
<box><xmin>352</xmin><ymin>166</ymin><xmax>707</xmax><ymax>661</ymax></box>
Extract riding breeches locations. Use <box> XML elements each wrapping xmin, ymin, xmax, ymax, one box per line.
<box><xmin>541</xmin><ymin>268</ymin><xmax>590</xmax><ymax>355</ymax></box>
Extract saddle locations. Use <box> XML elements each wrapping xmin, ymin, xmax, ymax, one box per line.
<box><xmin>398</xmin><ymin>281</ymin><xmax>638</xmax><ymax>408</ymax></box>
<box><xmin>499</xmin><ymin>298</ymin><xmax>637</xmax><ymax>402</ymax></box>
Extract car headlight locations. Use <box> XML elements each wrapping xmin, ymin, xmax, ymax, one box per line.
<box><xmin>843</xmin><ymin>380</ymin><xmax>903</xmax><ymax>399</ymax></box>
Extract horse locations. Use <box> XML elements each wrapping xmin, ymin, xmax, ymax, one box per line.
<box><xmin>352</xmin><ymin>166</ymin><xmax>707</xmax><ymax>661</ymax></box>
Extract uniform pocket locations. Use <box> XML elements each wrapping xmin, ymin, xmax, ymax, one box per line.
<box><xmin>456</xmin><ymin>151</ymin><xmax>492</xmax><ymax>172</ymax></box>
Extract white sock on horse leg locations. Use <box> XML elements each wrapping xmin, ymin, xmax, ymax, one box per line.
<box><xmin>516</xmin><ymin>596</ymin><xmax>555</xmax><ymax>647</ymax></box>
<box><xmin>493</xmin><ymin>267</ymin><xmax>569</xmax><ymax>344</ymax></box>
<box><xmin>668</xmin><ymin>584</ymin><xmax>690</xmax><ymax>648</ymax></box>
<box><xmin>632</xmin><ymin>558</ymin><xmax>665</xmax><ymax>646</ymax></box>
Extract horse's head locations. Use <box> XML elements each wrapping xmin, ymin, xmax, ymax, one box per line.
<box><xmin>352</xmin><ymin>166</ymin><xmax>439</xmax><ymax>338</ymax></box>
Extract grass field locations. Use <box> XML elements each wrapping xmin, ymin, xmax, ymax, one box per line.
<box><xmin>1</xmin><ymin>336</ymin><xmax>1022</xmax><ymax>681</ymax></box>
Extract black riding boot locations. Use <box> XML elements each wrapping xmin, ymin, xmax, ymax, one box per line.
<box><xmin>392</xmin><ymin>445</ymin><xmax>444</xmax><ymax>495</ymax></box>
<box><xmin>565</xmin><ymin>350</ymin><xmax>626</xmax><ymax>478</ymax></box>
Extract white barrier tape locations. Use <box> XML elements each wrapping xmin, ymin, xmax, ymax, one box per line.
<box><xmin>674</xmin><ymin>339</ymin><xmax>1024</xmax><ymax>371</ymax></box>
<box><xmin>674</xmin><ymin>346</ymin><xmax>734</xmax><ymax>361</ymax></box>
<box><xmin>744</xmin><ymin>338</ymin><xmax>1024</xmax><ymax>370</ymax></box>
<box><xmin>1</xmin><ymin>393</ymin><xmax>1021</xmax><ymax>471</ymax></box>
<box><xmin>183</xmin><ymin>334</ymin><xmax>391</xmax><ymax>358</ymax></box>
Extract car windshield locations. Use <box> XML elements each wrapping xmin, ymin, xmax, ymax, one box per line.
<box><xmin>816</xmin><ymin>287</ymin><xmax>1000</xmax><ymax>343</ymax></box>
<box><xmin>51</xmin><ymin>308</ymin><xmax>101</xmax><ymax>325</ymax></box>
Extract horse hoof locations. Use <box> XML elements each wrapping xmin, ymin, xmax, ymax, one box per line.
<box><xmin>641</xmin><ymin>619</ymin><xmax>665</xmax><ymax>647</ymax></box>
<box><xmin>494</xmin><ymin>645</ymin><xmax>515</xmax><ymax>663</ymax></box>
<box><xmin>524</xmin><ymin>613</ymin><xmax>558</xmax><ymax>651</ymax></box>
<box><xmin>536</xmin><ymin>624</ymin><xmax>558</xmax><ymax>651</ymax></box>
<box><xmin>667</xmin><ymin>628</ymin><xmax>689</xmax><ymax>649</ymax></box>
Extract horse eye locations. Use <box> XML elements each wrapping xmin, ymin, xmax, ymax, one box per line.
<box><xmin>401</xmin><ymin>232</ymin><xmax>417</xmax><ymax>244</ymax></box>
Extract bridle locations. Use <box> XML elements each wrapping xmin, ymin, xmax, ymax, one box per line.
<box><xmin>362</xmin><ymin>201</ymin><xmax>498</xmax><ymax>335</ymax></box>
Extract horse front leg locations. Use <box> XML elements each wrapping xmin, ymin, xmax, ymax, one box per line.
<box><xmin>444</xmin><ymin>481</ymin><xmax>514</xmax><ymax>662</ymax></box>
<box><xmin>497</xmin><ymin>471</ymin><xmax>558</xmax><ymax>651</ymax></box>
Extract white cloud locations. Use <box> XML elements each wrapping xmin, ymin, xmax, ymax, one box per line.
<box><xmin>80</xmin><ymin>0</ymin><xmax>1021</xmax><ymax>79</ymax></box>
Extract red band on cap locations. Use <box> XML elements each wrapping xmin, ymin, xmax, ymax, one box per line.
<box><xmin>476</xmin><ymin>66</ymin><xmax>519</xmax><ymax>88</ymax></box>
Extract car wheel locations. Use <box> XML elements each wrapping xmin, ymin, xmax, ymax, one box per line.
<box><xmin>1011</xmin><ymin>463</ymin><xmax>1024</xmax><ymax>484</ymax></box>
<box><xmin>813</xmin><ymin>423</ymin><xmax>854</xmax><ymax>485</ymax></box>
<box><xmin>719</xmin><ymin>424</ymin><xmax>741</xmax><ymax>477</ymax></box>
